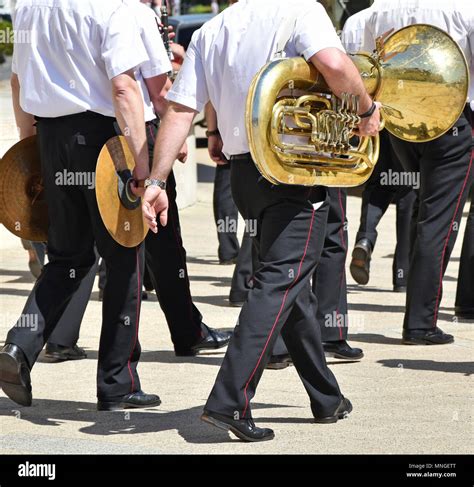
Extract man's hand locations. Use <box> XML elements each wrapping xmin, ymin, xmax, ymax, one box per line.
<box><xmin>356</xmin><ymin>102</ymin><xmax>382</xmax><ymax>137</ymax></box>
<box><xmin>177</xmin><ymin>141</ymin><xmax>188</xmax><ymax>163</ymax></box>
<box><xmin>208</xmin><ymin>134</ymin><xmax>226</xmax><ymax>165</ymax></box>
<box><xmin>142</xmin><ymin>186</ymin><xmax>169</xmax><ymax>233</ymax></box>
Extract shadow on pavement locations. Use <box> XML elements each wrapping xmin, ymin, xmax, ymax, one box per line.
<box><xmin>348</xmin><ymin>333</ymin><xmax>402</xmax><ymax>345</ymax></box>
<box><xmin>378</xmin><ymin>359</ymin><xmax>474</xmax><ymax>376</ymax></box>
<box><xmin>36</xmin><ymin>349</ymin><xmax>228</xmax><ymax>367</ymax></box>
<box><xmin>0</xmin><ymin>398</ymin><xmax>291</xmax><ymax>444</ymax></box>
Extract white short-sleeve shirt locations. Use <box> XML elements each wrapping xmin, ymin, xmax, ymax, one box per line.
<box><xmin>12</xmin><ymin>0</ymin><xmax>148</xmax><ymax>118</ymax></box>
<box><xmin>364</xmin><ymin>0</ymin><xmax>473</xmax><ymax>106</ymax></box>
<box><xmin>166</xmin><ymin>0</ymin><xmax>345</xmax><ymax>158</ymax></box>
<box><xmin>342</xmin><ymin>7</ymin><xmax>373</xmax><ymax>53</ymax></box>
<box><xmin>128</xmin><ymin>1</ymin><xmax>172</xmax><ymax>122</ymax></box>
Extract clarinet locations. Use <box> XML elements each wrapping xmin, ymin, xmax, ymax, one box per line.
<box><xmin>160</xmin><ymin>3</ymin><xmax>173</xmax><ymax>61</ymax></box>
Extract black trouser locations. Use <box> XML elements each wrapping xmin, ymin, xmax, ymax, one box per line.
<box><xmin>144</xmin><ymin>120</ymin><xmax>204</xmax><ymax>350</ymax></box>
<box><xmin>455</xmin><ymin>185</ymin><xmax>474</xmax><ymax>313</ymax></box>
<box><xmin>389</xmin><ymin>112</ymin><xmax>473</xmax><ymax>330</ymax></box>
<box><xmin>46</xmin><ymin>119</ymin><xmax>206</xmax><ymax>352</ymax></box>
<box><xmin>213</xmin><ymin>162</ymin><xmax>240</xmax><ymax>262</ymax></box>
<box><xmin>313</xmin><ymin>188</ymin><xmax>349</xmax><ymax>341</ymax></box>
<box><xmin>205</xmin><ymin>156</ymin><xmax>342</xmax><ymax>419</ymax></box>
<box><xmin>6</xmin><ymin>112</ymin><xmax>144</xmax><ymax>400</ymax></box>
<box><xmin>47</xmin><ymin>252</ymin><xmax>98</xmax><ymax>347</ymax></box>
<box><xmin>229</xmin><ymin>230</ymin><xmax>255</xmax><ymax>303</ymax></box>
<box><xmin>214</xmin><ymin>161</ymin><xmax>254</xmax><ymax>301</ymax></box>
<box><xmin>356</xmin><ymin>130</ymin><xmax>416</xmax><ymax>287</ymax></box>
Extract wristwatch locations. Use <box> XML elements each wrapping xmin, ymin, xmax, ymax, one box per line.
<box><xmin>206</xmin><ymin>129</ymin><xmax>220</xmax><ymax>137</ymax></box>
<box><xmin>144</xmin><ymin>178</ymin><xmax>167</xmax><ymax>190</ymax></box>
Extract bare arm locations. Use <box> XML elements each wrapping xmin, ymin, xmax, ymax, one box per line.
<box><xmin>144</xmin><ymin>73</ymin><xmax>171</xmax><ymax>118</ymax></box>
<box><xmin>143</xmin><ymin>74</ymin><xmax>188</xmax><ymax>162</ymax></box>
<box><xmin>151</xmin><ymin>101</ymin><xmax>196</xmax><ymax>180</ymax></box>
<box><xmin>111</xmin><ymin>71</ymin><xmax>149</xmax><ymax>179</ymax></box>
<box><xmin>142</xmin><ymin>101</ymin><xmax>196</xmax><ymax>232</ymax></box>
<box><xmin>11</xmin><ymin>74</ymin><xmax>36</xmax><ymax>140</ymax></box>
<box><xmin>309</xmin><ymin>47</ymin><xmax>380</xmax><ymax>136</ymax></box>
<box><xmin>205</xmin><ymin>102</ymin><xmax>226</xmax><ymax>165</ymax></box>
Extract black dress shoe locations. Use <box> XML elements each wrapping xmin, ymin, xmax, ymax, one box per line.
<box><xmin>323</xmin><ymin>340</ymin><xmax>364</xmax><ymax>360</ymax></box>
<box><xmin>175</xmin><ymin>324</ymin><xmax>232</xmax><ymax>356</ymax></box>
<box><xmin>402</xmin><ymin>327</ymin><xmax>454</xmax><ymax>345</ymax></box>
<box><xmin>0</xmin><ymin>344</ymin><xmax>32</xmax><ymax>407</ymax></box>
<box><xmin>45</xmin><ymin>343</ymin><xmax>87</xmax><ymax>361</ymax></box>
<box><xmin>201</xmin><ymin>410</ymin><xmax>275</xmax><ymax>442</ymax></box>
<box><xmin>393</xmin><ymin>285</ymin><xmax>407</xmax><ymax>293</ymax></box>
<box><xmin>266</xmin><ymin>353</ymin><xmax>293</xmax><ymax>370</ymax></box>
<box><xmin>314</xmin><ymin>397</ymin><xmax>353</xmax><ymax>424</ymax></box>
<box><xmin>97</xmin><ymin>390</ymin><xmax>161</xmax><ymax>411</ymax></box>
<box><xmin>350</xmin><ymin>238</ymin><xmax>372</xmax><ymax>285</ymax></box>
<box><xmin>455</xmin><ymin>307</ymin><xmax>474</xmax><ymax>320</ymax></box>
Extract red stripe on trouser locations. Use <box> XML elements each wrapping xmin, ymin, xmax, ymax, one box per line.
<box><xmin>127</xmin><ymin>247</ymin><xmax>141</xmax><ymax>392</ymax></box>
<box><xmin>432</xmin><ymin>149</ymin><xmax>474</xmax><ymax>326</ymax></box>
<box><xmin>242</xmin><ymin>208</ymin><xmax>317</xmax><ymax>418</ymax></box>
<box><xmin>335</xmin><ymin>189</ymin><xmax>348</xmax><ymax>340</ymax></box>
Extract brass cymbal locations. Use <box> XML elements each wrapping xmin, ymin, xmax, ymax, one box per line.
<box><xmin>96</xmin><ymin>136</ymin><xmax>148</xmax><ymax>248</ymax></box>
<box><xmin>0</xmin><ymin>136</ymin><xmax>48</xmax><ymax>241</ymax></box>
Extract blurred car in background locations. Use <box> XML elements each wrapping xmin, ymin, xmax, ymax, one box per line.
<box><xmin>169</xmin><ymin>13</ymin><xmax>213</xmax><ymax>49</ymax></box>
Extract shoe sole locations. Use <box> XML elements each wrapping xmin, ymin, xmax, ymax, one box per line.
<box><xmin>266</xmin><ymin>361</ymin><xmax>293</xmax><ymax>370</ymax></box>
<box><xmin>402</xmin><ymin>337</ymin><xmax>454</xmax><ymax>345</ymax></box>
<box><xmin>324</xmin><ymin>351</ymin><xmax>364</xmax><ymax>361</ymax></box>
<box><xmin>0</xmin><ymin>353</ymin><xmax>32</xmax><ymax>407</ymax></box>
<box><xmin>201</xmin><ymin>414</ymin><xmax>275</xmax><ymax>442</ymax></box>
<box><xmin>314</xmin><ymin>401</ymin><xmax>353</xmax><ymax>424</ymax></box>
<box><xmin>350</xmin><ymin>248</ymin><xmax>370</xmax><ymax>285</ymax></box>
<box><xmin>97</xmin><ymin>398</ymin><xmax>162</xmax><ymax>411</ymax></box>
<box><xmin>44</xmin><ymin>352</ymin><xmax>87</xmax><ymax>361</ymax></box>
<box><xmin>186</xmin><ymin>339</ymin><xmax>231</xmax><ymax>356</ymax></box>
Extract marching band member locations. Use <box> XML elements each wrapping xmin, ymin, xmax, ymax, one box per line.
<box><xmin>344</xmin><ymin>5</ymin><xmax>416</xmax><ymax>293</ymax></box>
<box><xmin>363</xmin><ymin>0</ymin><xmax>474</xmax><ymax>344</ymax></box>
<box><xmin>0</xmin><ymin>0</ymin><xmax>161</xmax><ymax>411</ymax></box>
<box><xmin>142</xmin><ymin>0</ymin><xmax>380</xmax><ymax>441</ymax></box>
<box><xmin>42</xmin><ymin>0</ymin><xmax>231</xmax><ymax>360</ymax></box>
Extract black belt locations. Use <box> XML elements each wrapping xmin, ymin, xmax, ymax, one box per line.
<box><xmin>229</xmin><ymin>153</ymin><xmax>252</xmax><ymax>162</ymax></box>
<box><xmin>34</xmin><ymin>110</ymin><xmax>115</xmax><ymax>123</ymax></box>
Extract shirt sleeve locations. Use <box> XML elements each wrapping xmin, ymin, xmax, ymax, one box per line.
<box><xmin>292</xmin><ymin>2</ymin><xmax>345</xmax><ymax>60</ymax></box>
<box><xmin>166</xmin><ymin>31</ymin><xmax>209</xmax><ymax>112</ymax></box>
<box><xmin>100</xmin><ymin>4</ymin><xmax>148</xmax><ymax>80</ymax></box>
<box><xmin>136</xmin><ymin>6</ymin><xmax>172</xmax><ymax>79</ymax></box>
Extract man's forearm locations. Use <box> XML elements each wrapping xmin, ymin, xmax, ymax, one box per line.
<box><xmin>112</xmin><ymin>73</ymin><xmax>148</xmax><ymax>174</ymax></box>
<box><xmin>310</xmin><ymin>48</ymin><xmax>373</xmax><ymax>113</ymax></box>
<box><xmin>11</xmin><ymin>74</ymin><xmax>35</xmax><ymax>139</ymax></box>
<box><xmin>205</xmin><ymin>103</ymin><xmax>218</xmax><ymax>131</ymax></box>
<box><xmin>150</xmin><ymin>102</ymin><xmax>196</xmax><ymax>181</ymax></box>
<box><xmin>144</xmin><ymin>74</ymin><xmax>171</xmax><ymax>119</ymax></box>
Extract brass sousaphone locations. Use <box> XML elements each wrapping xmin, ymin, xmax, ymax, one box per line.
<box><xmin>246</xmin><ymin>24</ymin><xmax>470</xmax><ymax>186</ymax></box>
